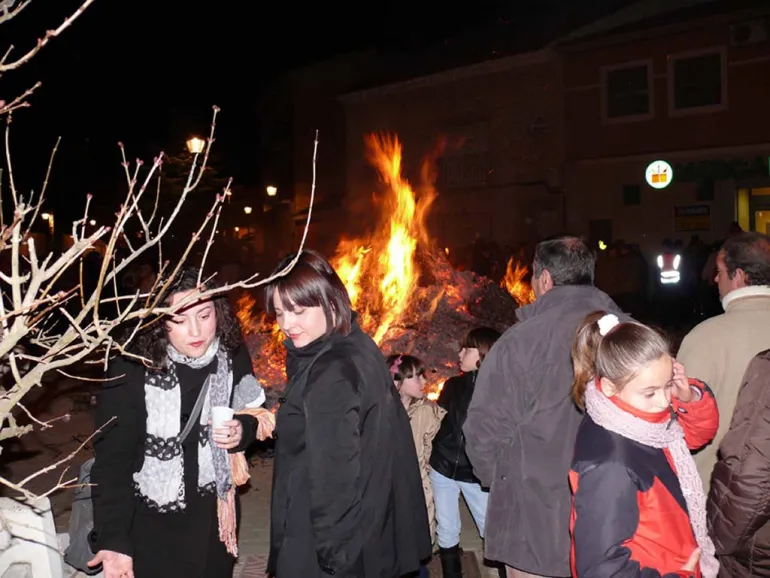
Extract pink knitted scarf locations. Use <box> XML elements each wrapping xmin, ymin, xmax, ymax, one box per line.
<box><xmin>584</xmin><ymin>383</ymin><xmax>718</xmax><ymax>578</ymax></box>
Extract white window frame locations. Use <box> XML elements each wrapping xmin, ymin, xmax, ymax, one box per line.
<box><xmin>667</xmin><ymin>46</ymin><xmax>728</xmax><ymax>117</ymax></box>
<box><xmin>600</xmin><ymin>59</ymin><xmax>655</xmax><ymax>124</ymax></box>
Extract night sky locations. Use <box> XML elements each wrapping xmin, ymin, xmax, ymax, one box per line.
<box><xmin>1</xmin><ymin>0</ymin><xmax>635</xmax><ymax>222</ymax></box>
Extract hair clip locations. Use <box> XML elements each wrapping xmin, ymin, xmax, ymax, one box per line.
<box><xmin>389</xmin><ymin>355</ymin><xmax>402</xmax><ymax>376</ymax></box>
<box><xmin>597</xmin><ymin>313</ymin><xmax>620</xmax><ymax>337</ymax></box>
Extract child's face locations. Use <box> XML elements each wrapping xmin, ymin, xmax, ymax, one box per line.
<box><xmin>399</xmin><ymin>374</ymin><xmax>426</xmax><ymax>400</ymax></box>
<box><xmin>459</xmin><ymin>347</ymin><xmax>480</xmax><ymax>373</ymax></box>
<box><xmin>600</xmin><ymin>354</ymin><xmax>674</xmax><ymax>414</ymax></box>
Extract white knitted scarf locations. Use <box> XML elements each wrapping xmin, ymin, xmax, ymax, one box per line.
<box><xmin>133</xmin><ymin>338</ymin><xmax>265</xmax><ymax>512</ymax></box>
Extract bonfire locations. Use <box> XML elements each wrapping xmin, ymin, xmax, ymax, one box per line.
<box><xmin>241</xmin><ymin>134</ymin><xmax>534</xmax><ymax>401</ymax></box>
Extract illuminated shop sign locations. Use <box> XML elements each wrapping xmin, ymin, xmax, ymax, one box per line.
<box><xmin>645</xmin><ymin>160</ymin><xmax>673</xmax><ymax>189</ymax></box>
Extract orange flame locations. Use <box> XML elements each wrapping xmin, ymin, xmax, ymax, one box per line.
<box><xmin>501</xmin><ymin>257</ymin><xmax>535</xmax><ymax>307</ymax></box>
<box><xmin>237</xmin><ymin>133</ymin><xmax>485</xmax><ymax>401</ymax></box>
<box><xmin>236</xmin><ymin>292</ymin><xmax>286</xmax><ymax>380</ymax></box>
<box><xmin>331</xmin><ymin>133</ymin><xmax>438</xmax><ymax>344</ymax></box>
<box><xmin>426</xmin><ymin>380</ymin><xmax>445</xmax><ymax>401</ymax></box>
<box><xmin>236</xmin><ymin>293</ymin><xmax>258</xmax><ymax>335</ymax></box>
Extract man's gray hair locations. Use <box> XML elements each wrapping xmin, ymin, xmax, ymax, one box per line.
<box><xmin>532</xmin><ymin>236</ymin><xmax>596</xmax><ymax>286</ymax></box>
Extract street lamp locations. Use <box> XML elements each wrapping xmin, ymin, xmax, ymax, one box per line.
<box><xmin>186</xmin><ymin>137</ymin><xmax>205</xmax><ymax>154</ymax></box>
<box><xmin>266</xmin><ymin>185</ymin><xmax>277</xmax><ymax>197</ymax></box>
<box><xmin>243</xmin><ymin>206</ymin><xmax>252</xmax><ymax>215</ymax></box>
<box><xmin>40</xmin><ymin>213</ymin><xmax>54</xmax><ymax>236</ymax></box>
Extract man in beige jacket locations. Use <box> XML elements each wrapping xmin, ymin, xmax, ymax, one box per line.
<box><xmin>678</xmin><ymin>231</ymin><xmax>770</xmax><ymax>491</ymax></box>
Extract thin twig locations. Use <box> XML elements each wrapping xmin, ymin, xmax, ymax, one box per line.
<box><xmin>4</xmin><ymin>119</ymin><xmax>19</xmax><ymax>205</ymax></box>
<box><xmin>15</xmin><ymin>402</ymin><xmax>70</xmax><ymax>430</ymax></box>
<box><xmin>0</xmin><ymin>0</ymin><xmax>32</xmax><ymax>26</ymax></box>
<box><xmin>0</xmin><ymin>0</ymin><xmax>98</xmax><ymax>72</ymax></box>
<box><xmin>197</xmin><ymin>185</ymin><xmax>228</xmax><ymax>285</ymax></box>
<box><xmin>57</xmin><ymin>369</ymin><xmax>121</xmax><ymax>382</ymax></box>
<box><xmin>22</xmin><ymin>136</ymin><xmax>59</xmax><ymax>240</ymax></box>
<box><xmin>0</xmin><ymin>82</ymin><xmax>41</xmax><ymax>118</ymax></box>
<box><xmin>7</xmin><ymin>418</ymin><xmax>113</xmax><ymax>494</ymax></box>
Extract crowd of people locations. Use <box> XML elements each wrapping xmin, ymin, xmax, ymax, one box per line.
<box><xmin>86</xmin><ymin>229</ymin><xmax>770</xmax><ymax>578</ymax></box>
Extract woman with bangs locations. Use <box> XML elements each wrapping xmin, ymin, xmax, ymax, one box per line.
<box><xmin>263</xmin><ymin>250</ymin><xmax>431</xmax><ymax>578</ymax></box>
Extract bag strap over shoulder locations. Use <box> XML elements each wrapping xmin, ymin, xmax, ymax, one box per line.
<box><xmin>179</xmin><ymin>378</ymin><xmax>210</xmax><ymax>444</ymax></box>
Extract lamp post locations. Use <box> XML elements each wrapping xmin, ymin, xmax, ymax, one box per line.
<box><xmin>186</xmin><ymin>137</ymin><xmax>205</xmax><ymax>154</ymax></box>
<box><xmin>266</xmin><ymin>185</ymin><xmax>277</xmax><ymax>197</ymax></box>
<box><xmin>243</xmin><ymin>206</ymin><xmax>252</xmax><ymax>215</ymax></box>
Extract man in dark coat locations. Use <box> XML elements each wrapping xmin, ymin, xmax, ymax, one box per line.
<box><xmin>463</xmin><ymin>236</ymin><xmax>624</xmax><ymax>578</ymax></box>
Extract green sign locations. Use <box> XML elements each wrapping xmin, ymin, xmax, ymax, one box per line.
<box><xmin>673</xmin><ymin>156</ymin><xmax>768</xmax><ymax>182</ymax></box>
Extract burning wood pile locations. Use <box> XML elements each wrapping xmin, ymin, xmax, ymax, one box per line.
<box><xmin>239</xmin><ymin>134</ymin><xmax>534</xmax><ymax>401</ymax></box>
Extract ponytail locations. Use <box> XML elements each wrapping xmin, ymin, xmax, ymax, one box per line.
<box><xmin>571</xmin><ymin>310</ymin><xmax>671</xmax><ymax>409</ymax></box>
<box><xmin>571</xmin><ymin>310</ymin><xmax>607</xmax><ymax>409</ymax></box>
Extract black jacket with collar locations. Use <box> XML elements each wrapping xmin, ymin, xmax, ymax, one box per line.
<box><xmin>430</xmin><ymin>370</ymin><xmax>480</xmax><ymax>484</ymax></box>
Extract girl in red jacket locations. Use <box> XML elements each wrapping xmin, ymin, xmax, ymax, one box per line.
<box><xmin>569</xmin><ymin>311</ymin><xmax>720</xmax><ymax>578</ymax></box>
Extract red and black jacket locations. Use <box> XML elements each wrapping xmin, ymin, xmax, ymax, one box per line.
<box><xmin>569</xmin><ymin>379</ymin><xmax>719</xmax><ymax>578</ymax></box>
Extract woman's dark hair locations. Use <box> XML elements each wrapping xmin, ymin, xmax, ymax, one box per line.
<box><xmin>571</xmin><ymin>311</ymin><xmax>670</xmax><ymax>409</ymax></box>
<box><xmin>462</xmin><ymin>327</ymin><xmax>501</xmax><ymax>368</ymax></box>
<box><xmin>386</xmin><ymin>354</ymin><xmax>426</xmax><ymax>384</ymax></box>
<box><xmin>128</xmin><ymin>267</ymin><xmax>244</xmax><ymax>368</ymax></box>
<box><xmin>263</xmin><ymin>250</ymin><xmax>352</xmax><ymax>336</ymax></box>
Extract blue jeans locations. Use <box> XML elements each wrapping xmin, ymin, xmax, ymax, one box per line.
<box><xmin>429</xmin><ymin>467</ymin><xmax>488</xmax><ymax>548</ymax></box>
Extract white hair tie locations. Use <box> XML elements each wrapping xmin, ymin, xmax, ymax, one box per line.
<box><xmin>597</xmin><ymin>313</ymin><xmax>620</xmax><ymax>337</ymax></box>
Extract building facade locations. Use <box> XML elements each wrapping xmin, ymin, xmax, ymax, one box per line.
<box><xmin>559</xmin><ymin>0</ymin><xmax>770</xmax><ymax>257</ymax></box>
<box><xmin>256</xmin><ymin>51</ymin><xmax>380</xmax><ymax>257</ymax></box>
<box><xmin>339</xmin><ymin>50</ymin><xmax>565</xmax><ymax>253</ymax></box>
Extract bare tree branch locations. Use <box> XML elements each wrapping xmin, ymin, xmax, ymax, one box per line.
<box><xmin>0</xmin><ymin>0</ymin><xmax>320</xmax><ymax>502</ymax></box>
<box><xmin>0</xmin><ymin>0</ymin><xmax>31</xmax><ymax>26</ymax></box>
<box><xmin>0</xmin><ymin>112</ymin><xmax>319</xmax><ymax>497</ymax></box>
<box><xmin>0</xmin><ymin>0</ymin><xmax>97</xmax><ymax>72</ymax></box>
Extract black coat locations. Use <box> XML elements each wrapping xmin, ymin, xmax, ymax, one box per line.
<box><xmin>268</xmin><ymin>318</ymin><xmax>431</xmax><ymax>578</ymax></box>
<box><xmin>91</xmin><ymin>346</ymin><xmax>256</xmax><ymax>578</ymax></box>
<box><xmin>430</xmin><ymin>371</ymin><xmax>479</xmax><ymax>483</ymax></box>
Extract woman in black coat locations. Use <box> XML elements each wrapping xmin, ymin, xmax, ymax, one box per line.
<box><xmin>264</xmin><ymin>250</ymin><xmax>431</xmax><ymax>578</ymax></box>
<box><xmin>89</xmin><ymin>268</ymin><xmax>267</xmax><ymax>578</ymax></box>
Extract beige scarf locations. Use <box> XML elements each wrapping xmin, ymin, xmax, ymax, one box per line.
<box><xmin>218</xmin><ymin>408</ymin><xmax>276</xmax><ymax>556</ymax></box>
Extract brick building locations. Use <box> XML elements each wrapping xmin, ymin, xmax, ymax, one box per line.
<box><xmin>558</xmin><ymin>0</ymin><xmax>770</xmax><ymax>257</ymax></box>
<box><xmin>339</xmin><ymin>49</ymin><xmax>565</xmax><ymax>253</ymax></box>
<box><xmin>256</xmin><ymin>0</ymin><xmax>770</xmax><ymax>264</ymax></box>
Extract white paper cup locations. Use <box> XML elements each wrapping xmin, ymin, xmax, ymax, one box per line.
<box><xmin>211</xmin><ymin>406</ymin><xmax>234</xmax><ymax>429</ymax></box>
